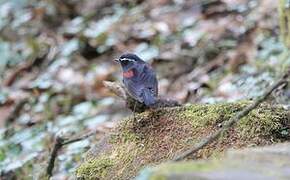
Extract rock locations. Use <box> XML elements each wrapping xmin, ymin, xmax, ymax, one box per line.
<box><xmin>136</xmin><ymin>143</ymin><xmax>290</xmax><ymax>180</ymax></box>
<box><xmin>76</xmin><ymin>102</ymin><xmax>290</xmax><ymax>180</ymax></box>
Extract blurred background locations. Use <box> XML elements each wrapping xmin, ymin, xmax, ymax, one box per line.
<box><xmin>0</xmin><ymin>0</ymin><xmax>288</xmax><ymax>179</ymax></box>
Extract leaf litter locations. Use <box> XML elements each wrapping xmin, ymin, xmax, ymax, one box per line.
<box><xmin>0</xmin><ymin>0</ymin><xmax>288</xmax><ymax>178</ymax></box>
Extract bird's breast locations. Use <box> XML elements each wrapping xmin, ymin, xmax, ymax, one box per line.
<box><xmin>123</xmin><ymin>70</ymin><xmax>134</xmax><ymax>78</ymax></box>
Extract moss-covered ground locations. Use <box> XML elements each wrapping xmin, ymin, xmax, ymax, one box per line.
<box><xmin>76</xmin><ymin>102</ymin><xmax>290</xmax><ymax>179</ymax></box>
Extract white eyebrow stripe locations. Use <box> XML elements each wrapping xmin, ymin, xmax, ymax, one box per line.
<box><xmin>120</xmin><ymin>58</ymin><xmax>135</xmax><ymax>62</ymax></box>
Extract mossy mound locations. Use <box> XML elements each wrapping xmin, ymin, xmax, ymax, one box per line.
<box><xmin>76</xmin><ymin>102</ymin><xmax>290</xmax><ymax>180</ymax></box>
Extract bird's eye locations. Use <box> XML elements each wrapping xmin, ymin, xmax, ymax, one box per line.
<box><xmin>122</xmin><ymin>60</ymin><xmax>129</xmax><ymax>66</ymax></box>
<box><xmin>149</xmin><ymin>88</ymin><xmax>154</xmax><ymax>93</ymax></box>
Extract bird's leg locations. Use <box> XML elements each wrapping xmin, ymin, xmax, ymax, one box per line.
<box><xmin>132</xmin><ymin>101</ymin><xmax>137</xmax><ymax>122</ymax></box>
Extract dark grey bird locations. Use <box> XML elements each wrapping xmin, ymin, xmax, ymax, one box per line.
<box><xmin>115</xmin><ymin>53</ymin><xmax>158</xmax><ymax>106</ymax></box>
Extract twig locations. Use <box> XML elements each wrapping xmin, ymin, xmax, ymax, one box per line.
<box><xmin>46</xmin><ymin>136</ymin><xmax>64</xmax><ymax>177</ymax></box>
<box><xmin>173</xmin><ymin>69</ymin><xmax>290</xmax><ymax>161</ymax></box>
<box><xmin>103</xmin><ymin>80</ymin><xmax>180</xmax><ymax>113</ymax></box>
<box><xmin>46</xmin><ymin>132</ymin><xmax>94</xmax><ymax>177</ymax></box>
<box><xmin>3</xmin><ymin>53</ymin><xmax>47</xmax><ymax>86</ymax></box>
<box><xmin>103</xmin><ymin>81</ymin><xmax>127</xmax><ymax>100</ymax></box>
<box><xmin>62</xmin><ymin>132</ymin><xmax>94</xmax><ymax>145</ymax></box>
<box><xmin>5</xmin><ymin>98</ymin><xmax>29</xmax><ymax>126</ymax></box>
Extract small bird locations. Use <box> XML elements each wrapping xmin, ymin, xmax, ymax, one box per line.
<box><xmin>115</xmin><ymin>53</ymin><xmax>158</xmax><ymax>107</ymax></box>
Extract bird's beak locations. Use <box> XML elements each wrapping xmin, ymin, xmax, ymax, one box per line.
<box><xmin>114</xmin><ymin>58</ymin><xmax>120</xmax><ymax>63</ymax></box>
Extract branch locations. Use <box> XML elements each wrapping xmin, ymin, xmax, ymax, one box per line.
<box><xmin>173</xmin><ymin>69</ymin><xmax>290</xmax><ymax>161</ymax></box>
<box><xmin>3</xmin><ymin>53</ymin><xmax>47</xmax><ymax>86</ymax></box>
<box><xmin>5</xmin><ymin>98</ymin><xmax>29</xmax><ymax>126</ymax></box>
<box><xmin>103</xmin><ymin>80</ymin><xmax>180</xmax><ymax>113</ymax></box>
<box><xmin>46</xmin><ymin>136</ymin><xmax>64</xmax><ymax>177</ymax></box>
<box><xmin>46</xmin><ymin>132</ymin><xmax>94</xmax><ymax>177</ymax></box>
<box><xmin>103</xmin><ymin>81</ymin><xmax>127</xmax><ymax>100</ymax></box>
<box><xmin>62</xmin><ymin>132</ymin><xmax>94</xmax><ymax>145</ymax></box>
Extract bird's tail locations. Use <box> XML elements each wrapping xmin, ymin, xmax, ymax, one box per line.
<box><xmin>142</xmin><ymin>89</ymin><xmax>156</xmax><ymax>106</ymax></box>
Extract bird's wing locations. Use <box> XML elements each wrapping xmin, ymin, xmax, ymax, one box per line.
<box><xmin>139</xmin><ymin>64</ymin><xmax>158</xmax><ymax>97</ymax></box>
<box><xmin>123</xmin><ymin>78</ymin><xmax>143</xmax><ymax>102</ymax></box>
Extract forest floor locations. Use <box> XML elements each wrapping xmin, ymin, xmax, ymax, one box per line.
<box><xmin>0</xmin><ymin>0</ymin><xmax>289</xmax><ymax>179</ymax></box>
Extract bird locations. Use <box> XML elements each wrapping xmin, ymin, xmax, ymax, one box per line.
<box><xmin>115</xmin><ymin>53</ymin><xmax>158</xmax><ymax>107</ymax></box>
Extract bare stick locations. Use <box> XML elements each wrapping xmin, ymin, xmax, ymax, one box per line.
<box><xmin>103</xmin><ymin>81</ymin><xmax>127</xmax><ymax>100</ymax></box>
<box><xmin>5</xmin><ymin>98</ymin><xmax>29</xmax><ymax>126</ymax></box>
<box><xmin>3</xmin><ymin>53</ymin><xmax>47</xmax><ymax>86</ymax></box>
<box><xmin>46</xmin><ymin>136</ymin><xmax>64</xmax><ymax>177</ymax></box>
<box><xmin>62</xmin><ymin>132</ymin><xmax>94</xmax><ymax>145</ymax></box>
<box><xmin>103</xmin><ymin>81</ymin><xmax>180</xmax><ymax>113</ymax></box>
<box><xmin>46</xmin><ymin>132</ymin><xmax>94</xmax><ymax>177</ymax></box>
<box><xmin>173</xmin><ymin>69</ymin><xmax>290</xmax><ymax>161</ymax></box>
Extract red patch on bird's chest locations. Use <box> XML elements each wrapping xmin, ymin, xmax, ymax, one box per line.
<box><xmin>123</xmin><ymin>70</ymin><xmax>134</xmax><ymax>78</ymax></box>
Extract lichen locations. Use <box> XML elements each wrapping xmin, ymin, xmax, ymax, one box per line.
<box><xmin>76</xmin><ymin>102</ymin><xmax>290</xmax><ymax>179</ymax></box>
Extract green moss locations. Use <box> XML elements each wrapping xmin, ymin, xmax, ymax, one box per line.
<box><xmin>181</xmin><ymin>102</ymin><xmax>288</xmax><ymax>141</ymax></box>
<box><xmin>76</xmin><ymin>102</ymin><xmax>290</xmax><ymax>179</ymax></box>
<box><xmin>179</xmin><ymin>102</ymin><xmax>247</xmax><ymax>128</ymax></box>
<box><xmin>76</xmin><ymin>156</ymin><xmax>113</xmax><ymax>180</ymax></box>
<box><xmin>236</xmin><ymin>106</ymin><xmax>288</xmax><ymax>139</ymax></box>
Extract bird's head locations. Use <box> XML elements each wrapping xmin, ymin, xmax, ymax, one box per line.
<box><xmin>115</xmin><ymin>53</ymin><xmax>142</xmax><ymax>72</ymax></box>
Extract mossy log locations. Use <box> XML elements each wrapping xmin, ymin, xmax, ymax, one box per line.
<box><xmin>76</xmin><ymin>102</ymin><xmax>290</xmax><ymax>180</ymax></box>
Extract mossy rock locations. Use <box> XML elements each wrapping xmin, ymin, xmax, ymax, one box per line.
<box><xmin>136</xmin><ymin>143</ymin><xmax>290</xmax><ymax>179</ymax></box>
<box><xmin>76</xmin><ymin>102</ymin><xmax>290</xmax><ymax>180</ymax></box>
